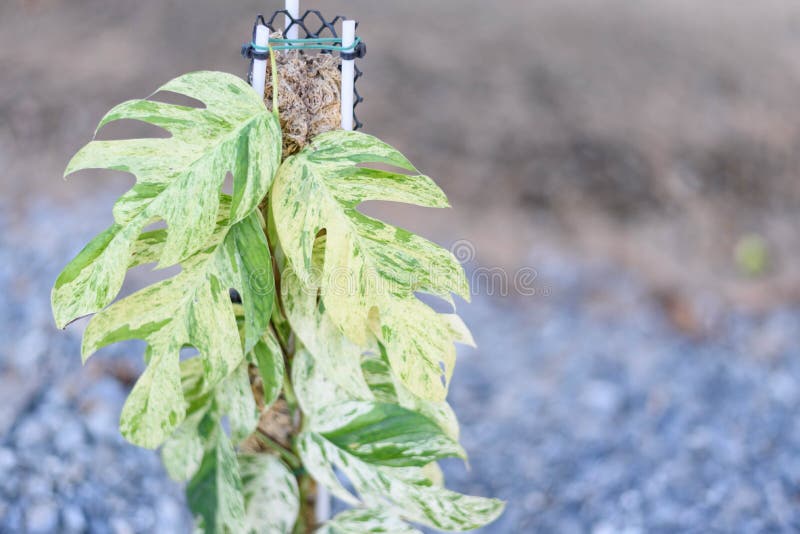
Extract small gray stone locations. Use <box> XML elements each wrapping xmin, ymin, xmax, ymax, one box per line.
<box><xmin>2</xmin><ymin>503</ymin><xmax>23</xmax><ymax>532</ymax></box>
<box><xmin>0</xmin><ymin>446</ymin><xmax>16</xmax><ymax>472</ymax></box>
<box><xmin>25</xmin><ymin>501</ymin><xmax>59</xmax><ymax>533</ymax></box>
<box><xmin>13</xmin><ymin>329</ymin><xmax>48</xmax><ymax>371</ymax></box>
<box><xmin>592</xmin><ymin>523</ymin><xmax>618</xmax><ymax>534</ymax></box>
<box><xmin>0</xmin><ymin>376</ymin><xmax>42</xmax><ymax>437</ymax></box>
<box><xmin>154</xmin><ymin>499</ymin><xmax>185</xmax><ymax>534</ymax></box>
<box><xmin>55</xmin><ymin>420</ymin><xmax>86</xmax><ymax>455</ymax></box>
<box><xmin>619</xmin><ymin>490</ymin><xmax>642</xmax><ymax>511</ymax></box>
<box><xmin>580</xmin><ymin>380</ymin><xmax>622</xmax><ymax>414</ymax></box>
<box><xmin>769</xmin><ymin>372</ymin><xmax>797</xmax><ymax>405</ymax></box>
<box><xmin>522</xmin><ymin>491</ymin><xmax>547</xmax><ymax>511</ymax></box>
<box><xmin>61</xmin><ymin>505</ymin><xmax>87</xmax><ymax>533</ymax></box>
<box><xmin>22</xmin><ymin>475</ymin><xmax>52</xmax><ymax>498</ymax></box>
<box><xmin>14</xmin><ymin>418</ymin><xmax>49</xmax><ymax>449</ymax></box>
<box><xmin>110</xmin><ymin>517</ymin><xmax>135</xmax><ymax>534</ymax></box>
<box><xmin>83</xmin><ymin>404</ymin><xmax>120</xmax><ymax>441</ymax></box>
<box><xmin>0</xmin><ymin>471</ymin><xmax>19</xmax><ymax>496</ymax></box>
<box><xmin>132</xmin><ymin>507</ymin><xmax>155</xmax><ymax>531</ymax></box>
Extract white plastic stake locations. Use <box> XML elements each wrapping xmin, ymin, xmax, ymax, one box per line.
<box><xmin>340</xmin><ymin>20</ymin><xmax>356</xmax><ymax>131</ymax></box>
<box><xmin>250</xmin><ymin>24</ymin><xmax>269</xmax><ymax>98</ymax></box>
<box><xmin>285</xmin><ymin>0</ymin><xmax>300</xmax><ymax>40</ymax></box>
<box><xmin>315</xmin><ymin>486</ymin><xmax>331</xmax><ymax>525</ymax></box>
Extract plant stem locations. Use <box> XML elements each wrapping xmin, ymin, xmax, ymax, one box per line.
<box><xmin>269</xmin><ymin>45</ymin><xmax>280</xmax><ymax>119</ymax></box>
<box><xmin>294</xmin><ymin>472</ymin><xmax>318</xmax><ymax>534</ymax></box>
<box><xmin>260</xmin><ymin>66</ymin><xmax>316</xmax><ymax>530</ymax></box>
<box><xmin>283</xmin><ymin>365</ymin><xmax>299</xmax><ymax>416</ymax></box>
<box><xmin>254</xmin><ymin>430</ymin><xmax>301</xmax><ymax>469</ymax></box>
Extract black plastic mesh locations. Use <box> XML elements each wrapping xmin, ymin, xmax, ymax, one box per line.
<box><xmin>243</xmin><ymin>10</ymin><xmax>364</xmax><ymax>130</ymax></box>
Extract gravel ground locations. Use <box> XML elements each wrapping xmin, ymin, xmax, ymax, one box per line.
<box><xmin>0</xmin><ymin>196</ymin><xmax>191</xmax><ymax>533</ymax></box>
<box><xmin>451</xmin><ymin>270</ymin><xmax>800</xmax><ymax>533</ymax></box>
<box><xmin>2</xmin><ymin>195</ymin><xmax>800</xmax><ymax>533</ymax></box>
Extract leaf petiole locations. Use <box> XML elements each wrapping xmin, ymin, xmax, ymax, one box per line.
<box><xmin>255</xmin><ymin>430</ymin><xmax>301</xmax><ymax>469</ymax></box>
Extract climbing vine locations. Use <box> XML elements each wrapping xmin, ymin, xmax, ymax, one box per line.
<box><xmin>52</xmin><ymin>68</ymin><xmax>503</xmax><ymax>533</ymax></box>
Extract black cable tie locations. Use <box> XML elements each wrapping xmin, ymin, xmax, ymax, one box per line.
<box><xmin>341</xmin><ymin>40</ymin><xmax>366</xmax><ymax>60</ymax></box>
<box><xmin>241</xmin><ymin>43</ymin><xmax>269</xmax><ymax>61</ymax></box>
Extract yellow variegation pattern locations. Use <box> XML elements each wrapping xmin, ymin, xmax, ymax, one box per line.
<box><xmin>54</xmin><ymin>68</ymin><xmax>504</xmax><ymax>533</ymax></box>
<box><xmin>299</xmin><ymin>432</ymin><xmax>504</xmax><ymax>532</ymax></box>
<box><xmin>80</xmin><ymin>209</ymin><xmax>270</xmax><ymax>448</ymax></box>
<box><xmin>53</xmin><ymin>71</ymin><xmax>280</xmax><ymax>329</ymax></box>
<box><xmin>187</xmin><ymin>427</ymin><xmax>246</xmax><ymax>533</ymax></box>
<box><xmin>271</xmin><ymin>130</ymin><xmax>472</xmax><ymax>401</ymax></box>
<box><xmin>162</xmin><ymin>356</ymin><xmax>257</xmax><ymax>482</ymax></box>
<box><xmin>361</xmin><ymin>348</ymin><xmax>460</xmax><ymax>442</ymax></box>
<box><xmin>282</xmin><ymin>267</ymin><xmax>373</xmax><ymax>401</ymax></box>
<box><xmin>293</xmin><ymin>346</ymin><xmax>500</xmax><ymax>532</ymax></box>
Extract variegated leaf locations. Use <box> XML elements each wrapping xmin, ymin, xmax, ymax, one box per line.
<box><xmin>187</xmin><ymin>426</ymin><xmax>246</xmax><ymax>533</ymax></box>
<box><xmin>53</xmin><ymin>71</ymin><xmax>281</xmax><ymax>329</ymax></box>
<box><xmin>271</xmin><ymin>130</ymin><xmax>471</xmax><ymax>401</ymax></box>
<box><xmin>162</xmin><ymin>356</ymin><xmax>258</xmax><ymax>481</ymax></box>
<box><xmin>161</xmin><ymin>357</ymin><xmax>212</xmax><ymax>481</ymax></box>
<box><xmin>239</xmin><ymin>454</ymin><xmax>299</xmax><ymax>534</ymax></box>
<box><xmin>161</xmin><ymin>408</ymin><xmax>207</xmax><ymax>482</ymax></box>
<box><xmin>299</xmin><ymin>432</ymin><xmax>504</xmax><ymax>531</ymax></box>
<box><xmin>308</xmin><ymin>401</ymin><xmax>465</xmax><ymax>467</ymax></box>
<box><xmin>377</xmin><ymin>299</ymin><xmax>476</xmax><ymax>403</ymax></box>
<box><xmin>317</xmin><ymin>508</ymin><xmax>421</xmax><ymax>534</ymax></box>
<box><xmin>361</xmin><ymin>347</ymin><xmax>460</xmax><ymax>442</ymax></box>
<box><xmin>216</xmin><ymin>360</ymin><xmax>259</xmax><ymax>443</ymax></box>
<box><xmin>291</xmin><ymin>348</ymin><xmax>365</xmax><ymax>417</ymax></box>
<box><xmin>248</xmin><ymin>329</ymin><xmax>285</xmax><ymax>412</ymax></box>
<box><xmin>83</xmin><ymin>210</ymin><xmax>271</xmax><ymax>448</ymax></box>
<box><xmin>282</xmin><ymin>265</ymin><xmax>373</xmax><ymax>401</ymax></box>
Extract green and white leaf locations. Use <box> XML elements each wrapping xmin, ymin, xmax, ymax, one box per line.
<box><xmin>422</xmin><ymin>462</ymin><xmax>445</xmax><ymax>488</ymax></box>
<box><xmin>161</xmin><ymin>357</ymin><xmax>215</xmax><ymax>481</ymax></box>
<box><xmin>239</xmin><ymin>453</ymin><xmax>299</xmax><ymax>534</ymax></box>
<box><xmin>318</xmin><ymin>508</ymin><xmax>421</xmax><ymax>534</ymax></box>
<box><xmin>216</xmin><ymin>359</ymin><xmax>259</xmax><ymax>443</ymax></box>
<box><xmin>308</xmin><ymin>401</ymin><xmax>465</xmax><ymax>467</ymax></box>
<box><xmin>54</xmin><ymin>68</ymin><xmax>506</xmax><ymax>532</ymax></box>
<box><xmin>361</xmin><ymin>348</ymin><xmax>460</xmax><ymax>442</ymax></box>
<box><xmin>291</xmin><ymin>348</ymin><xmax>364</xmax><ymax>417</ymax></box>
<box><xmin>83</xmin><ymin>209</ymin><xmax>271</xmax><ymax>448</ymax></box>
<box><xmin>299</xmin><ymin>431</ymin><xmax>504</xmax><ymax>531</ymax></box>
<box><xmin>53</xmin><ymin>71</ymin><xmax>280</xmax><ymax>329</ymax></box>
<box><xmin>187</xmin><ymin>427</ymin><xmax>246</xmax><ymax>534</ymax></box>
<box><xmin>377</xmin><ymin>299</ymin><xmax>476</xmax><ymax>403</ymax></box>
<box><xmin>271</xmin><ymin>130</ymin><xmax>470</xmax><ymax>401</ymax></box>
<box><xmin>162</xmin><ymin>356</ymin><xmax>258</xmax><ymax>481</ymax></box>
<box><xmin>161</xmin><ymin>408</ymin><xmax>207</xmax><ymax>482</ymax></box>
<box><xmin>282</xmin><ymin>262</ymin><xmax>373</xmax><ymax>401</ymax></box>
<box><xmin>248</xmin><ymin>329</ymin><xmax>285</xmax><ymax>412</ymax></box>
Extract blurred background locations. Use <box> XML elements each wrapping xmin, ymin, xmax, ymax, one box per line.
<box><xmin>2</xmin><ymin>0</ymin><xmax>800</xmax><ymax>532</ymax></box>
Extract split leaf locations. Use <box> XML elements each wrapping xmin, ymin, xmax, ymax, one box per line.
<box><xmin>282</xmin><ymin>264</ymin><xmax>373</xmax><ymax>401</ymax></box>
<box><xmin>299</xmin><ymin>431</ymin><xmax>504</xmax><ymax>531</ymax></box>
<box><xmin>53</xmin><ymin>71</ymin><xmax>280</xmax><ymax>329</ymax></box>
<box><xmin>361</xmin><ymin>347</ymin><xmax>460</xmax><ymax>442</ymax></box>
<box><xmin>271</xmin><ymin>130</ymin><xmax>470</xmax><ymax>401</ymax></box>
<box><xmin>85</xmin><ymin>210</ymin><xmax>271</xmax><ymax>448</ymax></box>
<box><xmin>162</xmin><ymin>356</ymin><xmax>258</xmax><ymax>481</ymax></box>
